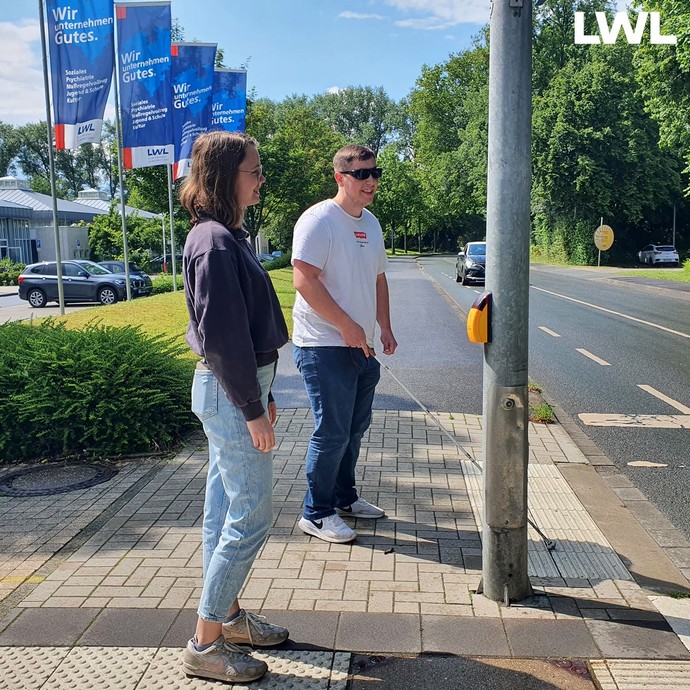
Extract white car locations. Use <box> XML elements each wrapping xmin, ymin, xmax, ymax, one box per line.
<box><xmin>637</xmin><ymin>244</ymin><xmax>679</xmax><ymax>266</ymax></box>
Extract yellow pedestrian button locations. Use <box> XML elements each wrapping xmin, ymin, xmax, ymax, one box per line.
<box><xmin>467</xmin><ymin>292</ymin><xmax>491</xmax><ymax>344</ymax></box>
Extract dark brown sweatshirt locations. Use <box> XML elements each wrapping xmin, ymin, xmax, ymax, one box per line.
<box><xmin>183</xmin><ymin>218</ymin><xmax>288</xmax><ymax>421</ymax></box>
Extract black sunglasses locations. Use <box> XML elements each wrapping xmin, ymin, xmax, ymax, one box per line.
<box><xmin>339</xmin><ymin>167</ymin><xmax>383</xmax><ymax>180</ymax></box>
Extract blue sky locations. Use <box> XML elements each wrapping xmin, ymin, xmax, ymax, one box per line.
<box><xmin>0</xmin><ymin>0</ymin><xmax>633</xmax><ymax>126</ymax></box>
<box><xmin>0</xmin><ymin>0</ymin><xmax>493</xmax><ymax>125</ymax></box>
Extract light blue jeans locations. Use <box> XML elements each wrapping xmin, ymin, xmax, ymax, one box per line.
<box><xmin>192</xmin><ymin>363</ymin><xmax>275</xmax><ymax>623</ymax></box>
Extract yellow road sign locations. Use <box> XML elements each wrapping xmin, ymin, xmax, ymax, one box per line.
<box><xmin>594</xmin><ymin>225</ymin><xmax>614</xmax><ymax>251</ymax></box>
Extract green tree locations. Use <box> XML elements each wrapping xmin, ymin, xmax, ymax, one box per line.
<box><xmin>311</xmin><ymin>86</ymin><xmax>402</xmax><ymax>155</ymax></box>
<box><xmin>371</xmin><ymin>146</ymin><xmax>424</xmax><ymax>252</ymax></box>
<box><xmin>636</xmin><ymin>0</ymin><xmax>690</xmax><ymax>191</ymax></box>
<box><xmin>245</xmin><ymin>104</ymin><xmax>345</xmax><ymax>248</ymax></box>
<box><xmin>532</xmin><ymin>41</ymin><xmax>682</xmax><ymax>262</ymax></box>
<box><xmin>407</xmin><ymin>32</ymin><xmax>491</xmax><ymax>245</ymax></box>
<box><xmin>0</xmin><ymin>122</ymin><xmax>19</xmax><ymax>176</ymax></box>
<box><xmin>89</xmin><ymin>208</ymin><xmax>165</xmax><ymax>266</ymax></box>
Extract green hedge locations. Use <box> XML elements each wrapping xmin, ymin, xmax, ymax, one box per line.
<box><xmin>151</xmin><ymin>274</ymin><xmax>184</xmax><ymax>294</ymax></box>
<box><xmin>0</xmin><ymin>259</ymin><xmax>25</xmax><ymax>286</ymax></box>
<box><xmin>0</xmin><ymin>320</ymin><xmax>196</xmax><ymax>463</ymax></box>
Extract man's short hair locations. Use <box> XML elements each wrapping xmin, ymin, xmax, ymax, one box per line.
<box><xmin>333</xmin><ymin>144</ymin><xmax>375</xmax><ymax>171</ymax></box>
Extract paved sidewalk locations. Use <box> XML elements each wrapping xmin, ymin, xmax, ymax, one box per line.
<box><xmin>1</xmin><ymin>409</ymin><xmax>689</xmax><ymax>689</ymax></box>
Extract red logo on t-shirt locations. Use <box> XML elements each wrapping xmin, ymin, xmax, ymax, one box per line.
<box><xmin>354</xmin><ymin>232</ymin><xmax>367</xmax><ymax>239</ymax></box>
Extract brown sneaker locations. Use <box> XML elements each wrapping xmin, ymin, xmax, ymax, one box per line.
<box><xmin>222</xmin><ymin>609</ymin><xmax>289</xmax><ymax>647</ymax></box>
<box><xmin>182</xmin><ymin>636</ymin><xmax>267</xmax><ymax>683</ymax></box>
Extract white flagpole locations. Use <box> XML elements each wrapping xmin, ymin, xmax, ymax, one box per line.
<box><xmin>112</xmin><ymin>4</ymin><xmax>132</xmax><ymax>301</ymax></box>
<box><xmin>38</xmin><ymin>0</ymin><xmax>65</xmax><ymax>315</ymax></box>
<box><xmin>167</xmin><ymin>164</ymin><xmax>177</xmax><ymax>290</ymax></box>
<box><xmin>161</xmin><ymin>213</ymin><xmax>167</xmax><ymax>272</ymax></box>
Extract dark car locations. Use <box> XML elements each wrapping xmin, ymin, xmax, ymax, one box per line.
<box><xmin>18</xmin><ymin>260</ymin><xmax>140</xmax><ymax>307</ymax></box>
<box><xmin>98</xmin><ymin>261</ymin><xmax>153</xmax><ymax>296</ymax></box>
<box><xmin>456</xmin><ymin>241</ymin><xmax>487</xmax><ymax>285</ymax></box>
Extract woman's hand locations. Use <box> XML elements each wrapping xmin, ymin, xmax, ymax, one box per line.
<box><xmin>246</xmin><ymin>414</ymin><xmax>275</xmax><ymax>453</ymax></box>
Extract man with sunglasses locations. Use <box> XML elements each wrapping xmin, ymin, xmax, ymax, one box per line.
<box><xmin>292</xmin><ymin>144</ymin><xmax>397</xmax><ymax>544</ymax></box>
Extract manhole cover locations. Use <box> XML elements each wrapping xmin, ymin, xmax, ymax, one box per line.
<box><xmin>0</xmin><ymin>463</ymin><xmax>117</xmax><ymax>497</ymax></box>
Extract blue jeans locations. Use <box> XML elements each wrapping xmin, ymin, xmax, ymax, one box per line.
<box><xmin>293</xmin><ymin>346</ymin><xmax>380</xmax><ymax>520</ymax></box>
<box><xmin>192</xmin><ymin>363</ymin><xmax>275</xmax><ymax>623</ymax></box>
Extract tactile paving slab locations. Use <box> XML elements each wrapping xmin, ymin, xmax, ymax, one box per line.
<box><xmin>0</xmin><ymin>646</ymin><xmax>70</xmax><ymax>690</ymax></box>
<box><xmin>0</xmin><ymin>647</ymin><xmax>350</xmax><ymax>690</ymax></box>
<box><xmin>463</xmin><ymin>461</ymin><xmax>633</xmax><ymax>581</ymax></box>
<box><xmin>590</xmin><ymin>659</ymin><xmax>690</xmax><ymax>689</ymax></box>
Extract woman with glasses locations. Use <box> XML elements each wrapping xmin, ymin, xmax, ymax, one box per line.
<box><xmin>291</xmin><ymin>144</ymin><xmax>398</xmax><ymax>544</ymax></box>
<box><xmin>180</xmin><ymin>131</ymin><xmax>289</xmax><ymax>684</ymax></box>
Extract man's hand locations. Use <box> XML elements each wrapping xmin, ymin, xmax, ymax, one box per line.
<box><xmin>339</xmin><ymin>318</ymin><xmax>371</xmax><ymax>357</ymax></box>
<box><xmin>246</xmin><ymin>414</ymin><xmax>275</xmax><ymax>452</ymax></box>
<box><xmin>380</xmin><ymin>328</ymin><xmax>397</xmax><ymax>355</ymax></box>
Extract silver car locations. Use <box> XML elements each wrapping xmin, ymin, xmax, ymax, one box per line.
<box><xmin>638</xmin><ymin>244</ymin><xmax>679</xmax><ymax>266</ymax></box>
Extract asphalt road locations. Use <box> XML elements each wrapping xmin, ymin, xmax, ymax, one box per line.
<box><xmin>273</xmin><ymin>256</ymin><xmax>484</xmax><ymax>413</ymax></box>
<box><xmin>420</xmin><ymin>256</ymin><xmax>690</xmax><ymax>541</ymax></box>
<box><xmin>0</xmin><ymin>291</ymin><xmax>99</xmax><ymax>322</ymax></box>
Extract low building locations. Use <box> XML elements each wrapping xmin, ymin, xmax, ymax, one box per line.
<box><xmin>0</xmin><ymin>178</ymin><xmax>160</xmax><ymax>264</ymax></box>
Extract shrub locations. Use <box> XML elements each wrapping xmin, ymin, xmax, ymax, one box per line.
<box><xmin>0</xmin><ymin>258</ymin><xmax>25</xmax><ymax>286</ymax></box>
<box><xmin>0</xmin><ymin>319</ymin><xmax>196</xmax><ymax>463</ymax></box>
<box><xmin>263</xmin><ymin>252</ymin><xmax>292</xmax><ymax>271</ymax></box>
<box><xmin>151</xmin><ymin>274</ymin><xmax>184</xmax><ymax>294</ymax></box>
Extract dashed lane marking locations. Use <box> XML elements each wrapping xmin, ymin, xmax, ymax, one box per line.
<box><xmin>532</xmin><ymin>286</ymin><xmax>690</xmax><ymax>340</ymax></box>
<box><xmin>580</xmin><ymin>386</ymin><xmax>690</xmax><ymax>428</ymax></box>
<box><xmin>579</xmin><ymin>413</ymin><xmax>690</xmax><ymax>428</ymax></box>
<box><xmin>638</xmin><ymin>384</ymin><xmax>690</xmax><ymax>414</ymax></box>
<box><xmin>538</xmin><ymin>326</ymin><xmax>561</xmax><ymax>337</ymax></box>
<box><xmin>576</xmin><ymin>348</ymin><xmax>611</xmax><ymax>366</ymax></box>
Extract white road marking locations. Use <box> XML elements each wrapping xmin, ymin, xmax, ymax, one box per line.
<box><xmin>532</xmin><ymin>286</ymin><xmax>690</xmax><ymax>340</ymax></box>
<box><xmin>579</xmin><ymin>413</ymin><xmax>690</xmax><ymax>428</ymax></box>
<box><xmin>576</xmin><ymin>348</ymin><xmax>611</xmax><ymax>366</ymax></box>
<box><xmin>539</xmin><ymin>326</ymin><xmax>561</xmax><ymax>337</ymax></box>
<box><xmin>627</xmin><ymin>460</ymin><xmax>668</xmax><ymax>467</ymax></box>
<box><xmin>638</xmin><ymin>385</ymin><xmax>690</xmax><ymax>414</ymax></box>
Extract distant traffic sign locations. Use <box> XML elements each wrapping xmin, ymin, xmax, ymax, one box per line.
<box><xmin>594</xmin><ymin>224</ymin><xmax>614</xmax><ymax>251</ymax></box>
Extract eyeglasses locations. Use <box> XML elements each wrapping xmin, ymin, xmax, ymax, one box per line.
<box><xmin>239</xmin><ymin>165</ymin><xmax>263</xmax><ymax>179</ymax></box>
<box><xmin>339</xmin><ymin>167</ymin><xmax>383</xmax><ymax>181</ymax></box>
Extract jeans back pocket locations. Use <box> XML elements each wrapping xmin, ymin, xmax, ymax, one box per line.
<box><xmin>191</xmin><ymin>372</ymin><xmax>218</xmax><ymax>421</ymax></box>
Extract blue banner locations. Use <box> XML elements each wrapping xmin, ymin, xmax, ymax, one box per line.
<box><xmin>171</xmin><ymin>43</ymin><xmax>217</xmax><ymax>180</ymax></box>
<box><xmin>116</xmin><ymin>1</ymin><xmax>173</xmax><ymax>169</ymax></box>
<box><xmin>211</xmin><ymin>69</ymin><xmax>247</xmax><ymax>133</ymax></box>
<box><xmin>46</xmin><ymin>0</ymin><xmax>114</xmax><ymax>150</ymax></box>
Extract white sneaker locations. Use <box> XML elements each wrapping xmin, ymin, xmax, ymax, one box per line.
<box><xmin>298</xmin><ymin>515</ymin><xmax>356</xmax><ymax>543</ymax></box>
<box><xmin>337</xmin><ymin>497</ymin><xmax>385</xmax><ymax>519</ymax></box>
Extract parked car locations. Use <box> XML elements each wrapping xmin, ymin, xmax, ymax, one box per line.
<box><xmin>18</xmin><ymin>260</ymin><xmax>141</xmax><ymax>307</ymax></box>
<box><xmin>98</xmin><ymin>261</ymin><xmax>153</xmax><ymax>296</ymax></box>
<box><xmin>456</xmin><ymin>241</ymin><xmax>487</xmax><ymax>285</ymax></box>
<box><xmin>637</xmin><ymin>244</ymin><xmax>679</xmax><ymax>266</ymax></box>
<box><xmin>257</xmin><ymin>253</ymin><xmax>275</xmax><ymax>265</ymax></box>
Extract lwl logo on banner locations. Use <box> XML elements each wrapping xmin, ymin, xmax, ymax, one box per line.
<box><xmin>116</xmin><ymin>1</ymin><xmax>174</xmax><ymax>169</ymax></box>
<box><xmin>574</xmin><ymin>12</ymin><xmax>677</xmax><ymax>45</ymax></box>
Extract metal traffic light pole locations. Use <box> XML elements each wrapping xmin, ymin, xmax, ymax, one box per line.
<box><xmin>481</xmin><ymin>0</ymin><xmax>534</xmax><ymax>603</ymax></box>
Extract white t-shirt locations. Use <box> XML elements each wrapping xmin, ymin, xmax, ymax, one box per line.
<box><xmin>291</xmin><ymin>199</ymin><xmax>388</xmax><ymax>347</ymax></box>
